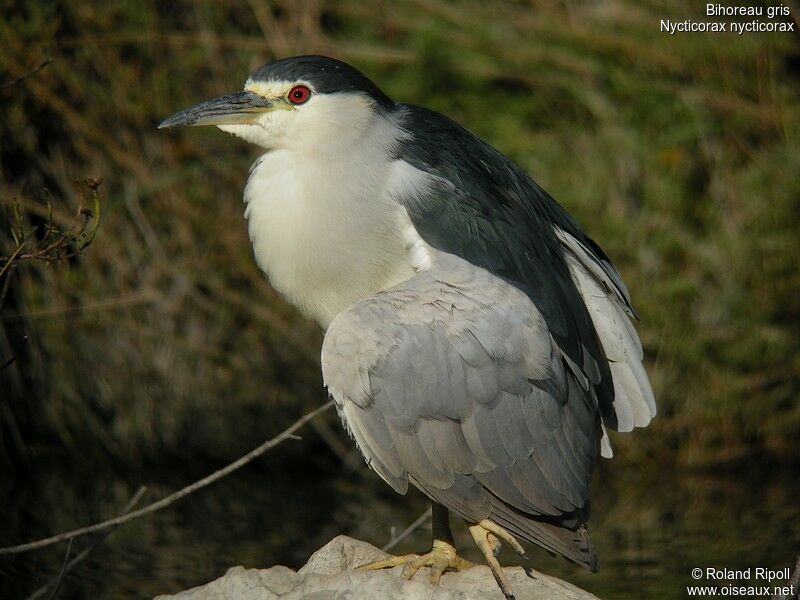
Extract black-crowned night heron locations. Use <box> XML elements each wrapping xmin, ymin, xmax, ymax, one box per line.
<box><xmin>160</xmin><ymin>55</ymin><xmax>655</xmax><ymax>599</ymax></box>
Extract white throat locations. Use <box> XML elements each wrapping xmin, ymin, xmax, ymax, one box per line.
<box><xmin>242</xmin><ymin>109</ymin><xmax>433</xmax><ymax>328</ymax></box>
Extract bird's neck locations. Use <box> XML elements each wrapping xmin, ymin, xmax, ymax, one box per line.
<box><xmin>242</xmin><ymin>128</ymin><xmax>431</xmax><ymax>329</ymax></box>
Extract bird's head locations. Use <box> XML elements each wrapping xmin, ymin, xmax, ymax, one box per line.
<box><xmin>159</xmin><ymin>55</ymin><xmax>395</xmax><ymax>152</ymax></box>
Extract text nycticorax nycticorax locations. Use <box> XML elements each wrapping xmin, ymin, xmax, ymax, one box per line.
<box><xmin>160</xmin><ymin>55</ymin><xmax>655</xmax><ymax>599</ymax></box>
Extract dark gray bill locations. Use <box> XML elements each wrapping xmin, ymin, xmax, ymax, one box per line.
<box><xmin>158</xmin><ymin>91</ymin><xmax>276</xmax><ymax>128</ymax></box>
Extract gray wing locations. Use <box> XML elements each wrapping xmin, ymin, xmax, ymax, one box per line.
<box><xmin>390</xmin><ymin>105</ymin><xmax>617</xmax><ymax>433</ymax></box>
<box><xmin>322</xmin><ymin>253</ymin><xmax>599</xmax><ymax>570</ymax></box>
<box><xmin>389</xmin><ymin>104</ymin><xmax>656</xmax><ymax>440</ymax></box>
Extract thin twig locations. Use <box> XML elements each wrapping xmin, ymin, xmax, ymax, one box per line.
<box><xmin>1</xmin><ymin>291</ymin><xmax>157</xmax><ymax>323</ymax></box>
<box><xmin>308</xmin><ymin>416</ymin><xmax>362</xmax><ymax>471</ymax></box>
<box><xmin>0</xmin><ymin>57</ymin><xmax>52</xmax><ymax>92</ymax></box>
<box><xmin>25</xmin><ymin>487</ymin><xmax>147</xmax><ymax>600</ymax></box>
<box><xmin>0</xmin><ymin>262</ymin><xmax>12</xmax><ymax>312</ymax></box>
<box><xmin>381</xmin><ymin>508</ymin><xmax>431</xmax><ymax>552</ymax></box>
<box><xmin>1</xmin><ymin>181</ymin><xmax>102</xmax><ymax>276</ymax></box>
<box><xmin>45</xmin><ymin>539</ymin><xmax>72</xmax><ymax>600</ymax></box>
<box><xmin>0</xmin><ymin>242</ymin><xmax>26</xmax><ymax>281</ymax></box>
<box><xmin>0</xmin><ymin>401</ymin><xmax>334</xmax><ymax>556</ymax></box>
<box><xmin>0</xmin><ymin>264</ymin><xmax>13</xmax><ymax>309</ymax></box>
<box><xmin>246</xmin><ymin>0</ymin><xmax>289</xmax><ymax>57</ymax></box>
<box><xmin>0</xmin><ymin>335</ymin><xmax>28</xmax><ymax>373</ymax></box>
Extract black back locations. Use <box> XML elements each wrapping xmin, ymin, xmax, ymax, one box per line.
<box><xmin>392</xmin><ymin>105</ymin><xmax>622</xmax><ymax>429</ymax></box>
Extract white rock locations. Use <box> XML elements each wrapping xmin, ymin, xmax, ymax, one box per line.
<box><xmin>155</xmin><ymin>535</ymin><xmax>600</xmax><ymax>600</ymax></box>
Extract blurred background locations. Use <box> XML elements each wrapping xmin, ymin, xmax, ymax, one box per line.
<box><xmin>1</xmin><ymin>1</ymin><xmax>798</xmax><ymax>598</ymax></box>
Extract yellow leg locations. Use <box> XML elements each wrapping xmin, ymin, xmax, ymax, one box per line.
<box><xmin>360</xmin><ymin>505</ymin><xmax>526</xmax><ymax>599</ymax></box>
<box><xmin>467</xmin><ymin>520</ymin><xmax>525</xmax><ymax>600</ymax></box>
<box><xmin>359</xmin><ymin>503</ymin><xmax>475</xmax><ymax>584</ymax></box>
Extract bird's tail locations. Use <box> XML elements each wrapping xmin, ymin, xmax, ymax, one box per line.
<box><xmin>488</xmin><ymin>501</ymin><xmax>598</xmax><ymax>572</ymax></box>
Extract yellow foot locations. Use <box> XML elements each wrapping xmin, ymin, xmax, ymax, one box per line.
<box><xmin>360</xmin><ymin>539</ymin><xmax>476</xmax><ymax>584</ymax></box>
<box><xmin>468</xmin><ymin>520</ymin><xmax>526</xmax><ymax>600</ymax></box>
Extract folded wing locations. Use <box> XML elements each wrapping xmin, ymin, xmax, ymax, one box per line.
<box><xmin>322</xmin><ymin>253</ymin><xmax>600</xmax><ymax>570</ymax></box>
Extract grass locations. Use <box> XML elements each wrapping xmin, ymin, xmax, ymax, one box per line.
<box><xmin>1</xmin><ymin>0</ymin><xmax>798</xmax><ymax>473</ymax></box>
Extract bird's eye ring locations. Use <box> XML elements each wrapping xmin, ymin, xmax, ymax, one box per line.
<box><xmin>288</xmin><ymin>85</ymin><xmax>311</xmax><ymax>105</ymax></box>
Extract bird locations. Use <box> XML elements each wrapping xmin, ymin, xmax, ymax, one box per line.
<box><xmin>160</xmin><ymin>55</ymin><xmax>656</xmax><ymax>599</ymax></box>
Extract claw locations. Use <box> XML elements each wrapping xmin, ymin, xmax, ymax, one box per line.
<box><xmin>478</xmin><ymin>519</ymin><xmax>526</xmax><ymax>556</ymax></box>
<box><xmin>429</xmin><ymin>559</ymin><xmax>446</xmax><ymax>585</ymax></box>
<box><xmin>359</xmin><ymin>539</ymin><xmax>475</xmax><ymax>583</ymax></box>
<box><xmin>468</xmin><ymin>522</ymin><xmax>520</xmax><ymax>600</ymax></box>
<box><xmin>360</xmin><ymin>553</ymin><xmax>419</xmax><ymax>570</ymax></box>
<box><xmin>359</xmin><ymin>507</ymin><xmax>524</xmax><ymax>599</ymax></box>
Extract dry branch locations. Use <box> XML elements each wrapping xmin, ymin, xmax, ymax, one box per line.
<box><xmin>0</xmin><ymin>57</ymin><xmax>52</xmax><ymax>92</ymax></box>
<box><xmin>0</xmin><ymin>401</ymin><xmax>334</xmax><ymax>556</ymax></box>
<box><xmin>0</xmin><ymin>179</ymin><xmax>102</xmax><ymax>280</ymax></box>
<box><xmin>1</xmin><ymin>291</ymin><xmax>158</xmax><ymax>323</ymax></box>
<box><xmin>381</xmin><ymin>509</ymin><xmax>431</xmax><ymax>553</ymax></box>
<box><xmin>24</xmin><ymin>487</ymin><xmax>147</xmax><ymax>600</ymax></box>
<box><xmin>45</xmin><ymin>539</ymin><xmax>71</xmax><ymax>600</ymax></box>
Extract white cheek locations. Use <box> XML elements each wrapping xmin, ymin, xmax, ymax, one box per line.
<box><xmin>291</xmin><ymin>95</ymin><xmax>379</xmax><ymax>150</ymax></box>
<box><xmin>218</xmin><ymin>113</ymin><xmax>290</xmax><ymax>149</ymax></box>
<box><xmin>215</xmin><ymin>93</ymin><xmax>380</xmax><ymax>152</ymax></box>
<box><xmin>217</xmin><ymin>123</ymin><xmax>269</xmax><ymax>147</ymax></box>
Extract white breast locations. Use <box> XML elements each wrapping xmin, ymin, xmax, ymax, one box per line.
<box><xmin>243</xmin><ymin>133</ymin><xmax>432</xmax><ymax>329</ymax></box>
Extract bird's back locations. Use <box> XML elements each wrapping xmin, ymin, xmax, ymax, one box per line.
<box><xmin>391</xmin><ymin>103</ymin><xmax>655</xmax><ymax>439</ymax></box>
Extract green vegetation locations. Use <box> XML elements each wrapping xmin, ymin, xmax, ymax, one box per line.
<box><xmin>3</xmin><ymin>0</ymin><xmax>797</xmax><ymax>469</ymax></box>
<box><xmin>1</xmin><ymin>1</ymin><xmax>798</xmax><ymax>598</ymax></box>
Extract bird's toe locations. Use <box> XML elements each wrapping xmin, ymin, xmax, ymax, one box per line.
<box><xmin>359</xmin><ymin>553</ymin><xmax>419</xmax><ymax>571</ymax></box>
<box><xmin>468</xmin><ymin>522</ymin><xmax>518</xmax><ymax>600</ymax></box>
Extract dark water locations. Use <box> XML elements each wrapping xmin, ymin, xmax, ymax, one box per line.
<box><xmin>1</xmin><ymin>437</ymin><xmax>798</xmax><ymax>599</ymax></box>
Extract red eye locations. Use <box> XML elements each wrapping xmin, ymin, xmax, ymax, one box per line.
<box><xmin>288</xmin><ymin>85</ymin><xmax>311</xmax><ymax>105</ymax></box>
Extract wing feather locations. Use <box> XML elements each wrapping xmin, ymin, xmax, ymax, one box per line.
<box><xmin>390</xmin><ymin>105</ymin><xmax>619</xmax><ymax>430</ymax></box>
<box><xmin>557</xmin><ymin>227</ymin><xmax>656</xmax><ymax>437</ymax></box>
<box><xmin>322</xmin><ymin>255</ymin><xmax>600</xmax><ymax>569</ymax></box>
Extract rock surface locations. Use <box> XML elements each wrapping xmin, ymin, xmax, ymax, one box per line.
<box><xmin>155</xmin><ymin>535</ymin><xmax>600</xmax><ymax>600</ymax></box>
